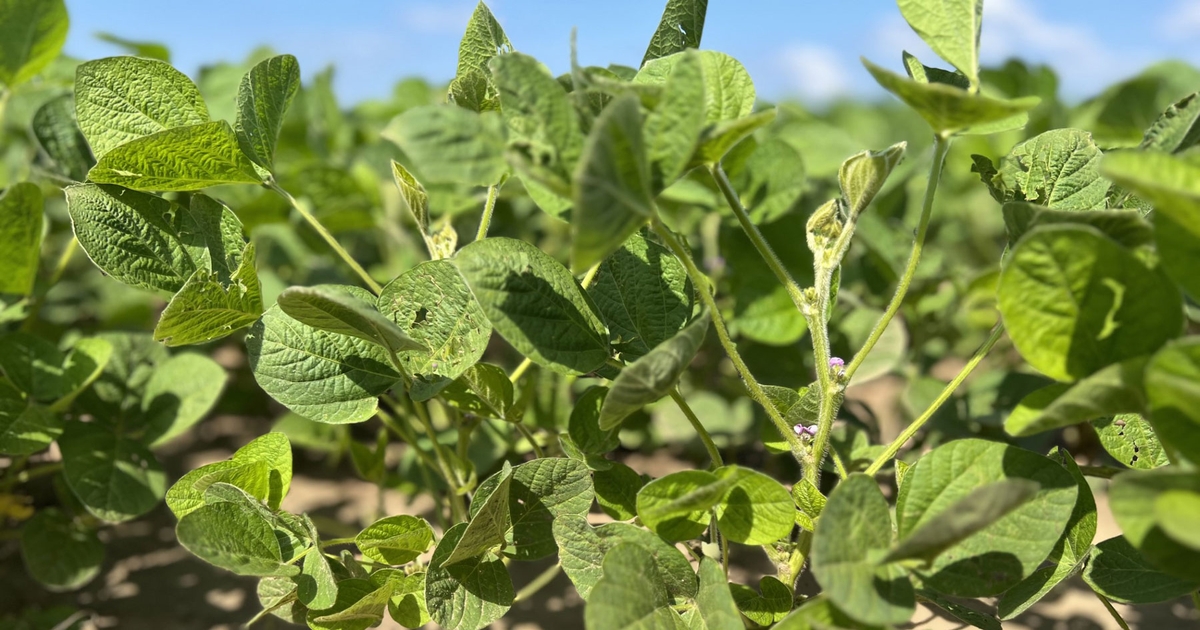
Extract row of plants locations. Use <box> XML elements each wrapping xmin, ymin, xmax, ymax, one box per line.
<box><xmin>3</xmin><ymin>0</ymin><xmax>1200</xmax><ymax>628</ymax></box>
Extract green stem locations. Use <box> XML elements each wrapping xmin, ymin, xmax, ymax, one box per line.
<box><xmin>21</xmin><ymin>237</ymin><xmax>78</xmax><ymax>332</ymax></box>
<box><xmin>669</xmin><ymin>388</ymin><xmax>723</xmax><ymax>468</ymax></box>
<box><xmin>650</xmin><ymin>217</ymin><xmax>808</xmax><ymax>462</ymax></box>
<box><xmin>710</xmin><ymin>165</ymin><xmax>807</xmax><ymax>314</ymax></box>
<box><xmin>267</xmin><ymin>179</ymin><xmax>383</xmax><ymax>295</ymax></box>
<box><xmin>864</xmin><ymin>323</ymin><xmax>1004</xmax><ymax>476</ymax></box>
<box><xmin>380</xmin><ymin>399</ymin><xmax>466</xmax><ymax>523</ymax></box>
<box><xmin>0</xmin><ymin>461</ymin><xmax>62</xmax><ymax>491</ymax></box>
<box><xmin>509</xmin><ymin>358</ymin><xmax>533</xmax><ymax>385</ymax></box>
<box><xmin>513</xmin><ymin>562</ymin><xmax>562</xmax><ymax>602</ymax></box>
<box><xmin>320</xmin><ymin>537</ymin><xmax>357</xmax><ymax>548</ymax></box>
<box><xmin>514</xmin><ymin>422</ymin><xmax>545</xmax><ymax>459</ymax></box>
<box><xmin>828</xmin><ymin>449</ymin><xmax>849</xmax><ymax>480</ymax></box>
<box><xmin>845</xmin><ymin>135</ymin><xmax>951</xmax><ymax>382</ymax></box>
<box><xmin>475</xmin><ymin>185</ymin><xmax>499</xmax><ymax>242</ymax></box>
<box><xmin>1079</xmin><ymin>465</ymin><xmax>1123</xmax><ymax>479</ymax></box>
<box><xmin>377</xmin><ymin>408</ymin><xmax>443</xmax><ymax>484</ymax></box>
<box><xmin>0</xmin><ymin>89</ymin><xmax>10</xmax><ymax>127</ymax></box>
<box><xmin>1094</xmin><ymin>591</ymin><xmax>1131</xmax><ymax>630</ymax></box>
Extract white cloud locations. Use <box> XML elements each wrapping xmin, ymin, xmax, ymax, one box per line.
<box><xmin>777</xmin><ymin>44</ymin><xmax>853</xmax><ymax>103</ymax></box>
<box><xmin>1159</xmin><ymin>0</ymin><xmax>1200</xmax><ymax>39</ymax></box>
<box><xmin>397</xmin><ymin>3</ymin><xmax>477</xmax><ymax>34</ymax></box>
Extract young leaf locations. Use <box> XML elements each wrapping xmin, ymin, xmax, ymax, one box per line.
<box><xmin>448</xmin><ymin>1</ymin><xmax>512</xmax><ymax>112</ymax></box>
<box><xmin>377</xmin><ymin>259</ymin><xmax>491</xmax><ymax>399</ymax></box>
<box><xmin>1082</xmin><ymin>536</ymin><xmax>1200</xmax><ymax>604</ymax></box>
<box><xmin>453</xmin><ymin>237</ymin><xmax>610</xmax><ymax>375</ymax></box>
<box><xmin>1145</xmin><ymin>338</ymin><xmax>1200</xmax><ymax>465</ymax></box>
<box><xmin>246</xmin><ymin>299</ymin><xmax>402</xmax><ymax>424</ymax></box>
<box><xmin>571</xmin><ymin>95</ymin><xmax>655</xmax><ymax>272</ymax></box>
<box><xmin>355</xmin><ymin>515</ymin><xmax>434</xmax><ymax>565</ymax></box>
<box><xmin>713</xmin><ymin>467</ymin><xmax>794</xmax><ymax>545</ymax></box>
<box><xmin>235</xmin><ymin>54</ymin><xmax>300</xmax><ymax>171</ymax></box>
<box><xmin>896</xmin><ymin>439</ymin><xmax>1078</xmax><ymax>596</ymax></box>
<box><xmin>444</xmin><ymin>462</ymin><xmax>513</xmax><ymax>565</ymax></box>
<box><xmin>257</xmin><ymin>576</ymin><xmax>307</xmax><ymax>625</ymax></box>
<box><xmin>1109</xmin><ymin>468</ymin><xmax>1200</xmax><ymax>580</ymax></box>
<box><xmin>382</xmin><ymin>106</ymin><xmax>507</xmax><ymax>187</ymax></box>
<box><xmin>810</xmin><ymin>474</ymin><xmax>914</xmax><ymax>626</ymax></box>
<box><xmin>57</xmin><ymin>422</ymin><xmax>166</xmax><ymax>523</ymax></box>
<box><xmin>1094</xmin><ymin>414</ymin><xmax>1170</xmax><ymax>470</ymax></box>
<box><xmin>641</xmin><ymin>0</ymin><xmax>707</xmax><ymax>66</ymax></box>
<box><xmin>0</xmin><ymin>183</ymin><xmax>43</xmax><ymax>296</ymax></box>
<box><xmin>87</xmin><ymin>121</ymin><xmax>264</xmax><ymax>191</ymax></box>
<box><xmin>390</xmin><ymin>161</ymin><xmax>457</xmax><ymax>260</ymax></box>
<box><xmin>599</xmin><ymin>310</ymin><xmax>707</xmax><ymax>430</ymax></box>
<box><xmin>154</xmin><ymin>243</ymin><xmax>264</xmax><ymax>347</ymax></box>
<box><xmin>136</xmin><ymin>352</ymin><xmax>226</xmax><ymax>447</ymax></box>
<box><xmin>897</xmin><ymin>0</ymin><xmax>983</xmax><ymax>87</ymax></box>
<box><xmin>838</xmin><ymin>142</ymin><xmax>907</xmax><ymax>218</ymax></box>
<box><xmin>377</xmin><ymin>570</ymin><xmax>430</xmax><ymax>628</ymax></box>
<box><xmin>584</xmin><ymin>543</ymin><xmax>686</xmax><ymax>630</ymax></box>
<box><xmin>166</xmin><ymin>432</ymin><xmax>292</xmax><ymax>518</ymax></box>
<box><xmin>32</xmin><ymin>94</ymin><xmax>94</xmax><ymax>182</ymax></box>
<box><xmin>95</xmin><ymin>32</ymin><xmax>170</xmax><ymax>61</ymax></box>
<box><xmin>277</xmin><ymin>285</ymin><xmax>426</xmax><ymax>356</ymax></box>
<box><xmin>636</xmin><ymin>469</ymin><xmax>731</xmax><ymax>541</ymax></box>
<box><xmin>20</xmin><ymin>508</ymin><xmax>103</xmax><ymax>591</ymax></box>
<box><xmin>0</xmin><ymin>0</ymin><xmax>67</xmax><ymax>88</ymax></box>
<box><xmin>973</xmin><ymin>129</ymin><xmax>1109</xmax><ymax>209</ymax></box>
<box><xmin>507</xmin><ymin>457</ymin><xmax>594</xmax><ymax>560</ymax></box>
<box><xmin>1004</xmin><ymin>357</ymin><xmax>1147</xmax><ymax>437</ymax></box>
<box><xmin>425</xmin><ymin>522</ymin><xmax>514</xmax><ymax>630</ymax></box>
<box><xmin>692</xmin><ymin>108</ymin><xmax>775</xmax><ymax>166</ymax></box>
<box><xmin>884</xmin><ymin>479</ymin><xmax>1040</xmax><ymax>564</ymax></box>
<box><xmin>731</xmin><ymin>576</ymin><xmax>793</xmax><ymax>626</ymax></box>
<box><xmin>75</xmin><ymin>56</ymin><xmax>209</xmax><ymax>158</ymax></box>
<box><xmin>999</xmin><ymin>225</ymin><xmax>1182</xmax><ymax>382</ymax></box>
<box><xmin>902</xmin><ymin>51</ymin><xmax>970</xmax><ymax>89</ymax></box>
<box><xmin>637</xmin><ymin>50</ymin><xmax>753</xmax><ymax>125</ymax></box>
<box><xmin>863</xmin><ymin>59</ymin><xmax>1038</xmax><ymax>136</ymax></box>
<box><xmin>553</xmin><ymin>516</ymin><xmax>699</xmax><ymax>601</ymax></box>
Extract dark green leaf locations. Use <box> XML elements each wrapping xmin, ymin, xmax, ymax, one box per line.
<box><xmin>32</xmin><ymin>94</ymin><xmax>94</xmax><ymax>182</ymax></box>
<box><xmin>1083</xmin><ymin>536</ymin><xmax>1200</xmax><ymax>604</ymax></box>
<box><xmin>425</xmin><ymin>521</ymin><xmax>513</xmax><ymax>630</ymax></box>
<box><xmin>884</xmin><ymin>479</ymin><xmax>1039</xmax><ymax>564</ymax></box>
<box><xmin>1005</xmin><ymin>357</ymin><xmax>1147</xmax><ymax>437</ymax></box>
<box><xmin>20</xmin><ymin>508</ymin><xmax>103</xmax><ymax>591</ymax></box>
<box><xmin>641</xmin><ymin>0</ymin><xmax>707</xmax><ymax>66</ymax></box>
<box><xmin>59</xmin><ymin>422</ymin><xmax>166</xmax><ymax>522</ymax></box>
<box><xmin>599</xmin><ymin>311</ymin><xmax>707</xmax><ymax>430</ymax></box>
<box><xmin>235</xmin><ymin>54</ymin><xmax>300</xmax><ymax>171</ymax></box>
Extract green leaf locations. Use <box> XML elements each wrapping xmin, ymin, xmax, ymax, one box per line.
<box><xmin>32</xmin><ymin>93</ymin><xmax>95</xmax><ymax>182</ymax></box>
<box><xmin>140</xmin><ymin>352</ymin><xmax>226</xmax><ymax>446</ymax></box>
<box><xmin>1000</xmin><ymin>202</ymin><xmax>1153</xmax><ymax>249</ymax></box>
<box><xmin>166</xmin><ymin>432</ymin><xmax>292</xmax><ymax>518</ymax></box>
<box><xmin>453</xmin><ymin>237</ymin><xmax>609</xmax><ymax>375</ymax></box>
<box><xmin>235</xmin><ymin>54</ymin><xmax>300</xmax><ymax>171</ymax></box>
<box><xmin>810</xmin><ymin>474</ymin><xmax>913</xmax><ymax>626</ymax></box>
<box><xmin>308</xmin><ymin>578</ymin><xmax>392</xmax><ymax>630</ymax></box>
<box><xmin>298</xmin><ymin>519</ymin><xmax>338</xmax><ymax>610</ymax></box>
<box><xmin>568</xmin><ymin>386</ymin><xmax>619</xmax><ymax>454</ymax></box>
<box><xmin>585</xmin><ymin>543</ymin><xmax>687</xmax><ymax>630</ymax></box>
<box><xmin>644</xmin><ymin>50</ymin><xmax>706</xmax><ymax>191</ymax></box>
<box><xmin>599</xmin><ymin>311</ymin><xmax>708</xmax><ymax>430</ymax></box>
<box><xmin>593</xmin><ymin>461</ymin><xmax>643</xmax><ymax>520</ymax></box>
<box><xmin>1005</xmin><ymin>357</ymin><xmax>1147</xmax><ymax>437</ymax></box>
<box><xmin>390</xmin><ymin>161</ymin><xmax>458</xmax><ymax>261</ymax></box>
<box><xmin>378</xmin><ymin>259</ymin><xmax>491</xmax><ymax>399</ymax></box>
<box><xmin>425</xmin><ymin>521</ymin><xmax>513</xmax><ymax>630</ymax></box>
<box><xmin>693</xmin><ymin>557</ymin><xmax>742</xmax><ymax>630</ymax></box>
<box><xmin>916</xmin><ymin>589</ymin><xmax>1000</xmax><ymax>630</ymax></box>
<box><xmin>154</xmin><ymin>243</ymin><xmax>264</xmax><ymax>346</ymax></box>
<box><xmin>75</xmin><ymin>56</ymin><xmax>210</xmax><ymax>159</ymax></box>
<box><xmin>20</xmin><ymin>508</ymin><xmax>103</xmax><ymax>591</ymax></box>
<box><xmin>379</xmin><ymin>570</ymin><xmax>430</xmax><ymax>628</ymax></box>
<box><xmin>445</xmin><ymin>462</ymin><xmax>513</xmax><ymax>565</ymax></box>
<box><xmin>1083</xmin><ymin>536</ymin><xmax>1200</xmax><ymax>604</ymax></box>
<box><xmin>1155</xmin><ymin>490</ymin><xmax>1200</xmax><ymax>550</ymax></box>
<box><xmin>1140</xmin><ymin>92</ymin><xmax>1200</xmax><ymax>154</ymax></box>
<box><xmin>438</xmin><ymin>363</ymin><xmax>514</xmax><ymax>419</ymax></box>
<box><xmin>838</xmin><ymin>142</ymin><xmax>906</xmax><ymax>218</ymax></box>
<box><xmin>998</xmin><ymin>225</ymin><xmax>1182</xmax><ymax>382</ymax></box>
<box><xmin>863</xmin><ymin>59</ymin><xmax>1038</xmax><ymax>136</ymax></box>
<box><xmin>94</xmin><ymin>32</ymin><xmax>170</xmax><ymax>61</ymax></box>
<box><xmin>1152</xmin><ymin>209</ymin><xmax>1200</xmax><ymax>302</ymax></box>
<box><xmin>246</xmin><ymin>297</ymin><xmax>402</xmax><ymax>424</ymax></box>
<box><xmin>897</xmin><ymin>0</ymin><xmax>982</xmax><ymax>87</ymax></box>
<box><xmin>59</xmin><ymin>421</ymin><xmax>166</xmax><ymax>523</ymax></box>
<box><xmin>278</xmin><ymin>285</ymin><xmax>425</xmax><ymax>356</ymax></box>
<box><xmin>641</xmin><ymin>0</ymin><xmax>707</xmax><ymax>66</ymax></box>
<box><xmin>571</xmin><ymin>95</ymin><xmax>655</xmax><ymax>272</ymax></box>
<box><xmin>895</xmin><ymin>439</ymin><xmax>1078</xmax><ymax>596</ymax></box>
<box><xmin>727</xmin><ymin>135</ymin><xmax>807</xmax><ymax>224</ymax></box>
<box><xmin>773</xmin><ymin>595</ymin><xmax>889</xmax><ymax>630</ymax></box>
<box><xmin>1109</xmin><ymin>469</ymin><xmax>1200</xmax><ymax>580</ymax></box>
<box><xmin>178</xmin><ymin>500</ymin><xmax>300</xmax><ymax>578</ymax></box>
<box><xmin>637</xmin><ymin>51</ymin><xmax>754</xmax><ymax>124</ymax></box>
<box><xmin>383</xmin><ymin>106</ymin><xmax>507</xmax><ymax>186</ymax></box>
<box><xmin>355</xmin><ymin>515</ymin><xmax>433</xmax><ymax>565</ymax></box>
<box><xmin>87</xmin><ymin>121</ymin><xmax>264</xmax><ymax>191</ymax></box>
<box><xmin>1094</xmin><ymin>414</ymin><xmax>1170</xmax><ymax>470</ymax></box>
<box><xmin>448</xmin><ymin>1</ymin><xmax>512</xmax><ymax>112</ymax></box>
<box><xmin>0</xmin><ymin>380</ymin><xmax>63</xmax><ymax>455</ymax></box>
<box><xmin>996</xmin><ymin>559</ymin><xmax>1080</xmax><ymax>621</ymax></box>
<box><xmin>555</xmin><ymin>517</ymin><xmax>701</xmax><ymax>601</ymax></box>
<box><xmin>0</xmin><ymin>0</ymin><xmax>67</xmax><ymax>88</ymax></box>
<box><xmin>884</xmin><ymin>479</ymin><xmax>1039</xmax><ymax>564</ymax></box>
<box><xmin>692</xmin><ymin>109</ymin><xmax>776</xmax><ymax>166</ymax></box>
<box><xmin>507</xmin><ymin>457</ymin><xmax>594</xmax><ymax>560</ymax></box>
<box><xmin>257</xmin><ymin>576</ymin><xmax>307</xmax><ymax>625</ymax></box>
<box><xmin>731</xmin><ymin>576</ymin><xmax>792</xmax><ymax>626</ymax></box>
<box><xmin>51</xmin><ymin>337</ymin><xmax>114</xmax><ymax>413</ymax></box>
<box><xmin>0</xmin><ymin>183</ymin><xmax>43</xmax><ymax>296</ymax></box>
<box><xmin>974</xmin><ymin>129</ymin><xmax>1109</xmax><ymax>209</ymax></box>
<box><xmin>636</xmin><ymin>469</ymin><xmax>730</xmax><ymax>542</ymax></box>
<box><xmin>713</xmin><ymin>467</ymin><xmax>793</xmax><ymax>545</ymax></box>
<box><xmin>792</xmin><ymin>478</ymin><xmax>826</xmax><ymax>527</ymax></box>
<box><xmin>0</xmin><ymin>332</ymin><xmax>66</xmax><ymax>400</ymax></box>
<box><xmin>902</xmin><ymin>51</ymin><xmax>970</xmax><ymax>89</ymax></box>
<box><xmin>490</xmin><ymin>52</ymin><xmax>583</xmax><ymax>186</ymax></box>
<box><xmin>587</xmin><ymin>231</ymin><xmax>694</xmax><ymax>361</ymax></box>
<box><xmin>1145</xmin><ymin>338</ymin><xmax>1200</xmax><ymax>464</ymax></box>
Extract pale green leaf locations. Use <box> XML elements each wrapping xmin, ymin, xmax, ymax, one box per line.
<box><xmin>1145</xmin><ymin>338</ymin><xmax>1200</xmax><ymax>464</ymax></box>
<box><xmin>730</xmin><ymin>576</ymin><xmax>792</xmax><ymax>626</ymax></box>
<box><xmin>1000</xmin><ymin>202</ymin><xmax>1153</xmax><ymax>249</ymax></box>
<box><xmin>0</xmin><ymin>182</ymin><xmax>43</xmax><ymax>296</ymax></box>
<box><xmin>692</xmin><ymin>109</ymin><xmax>775</xmax><ymax>166</ymax></box>
<box><xmin>309</xmin><ymin>578</ymin><xmax>392</xmax><ymax>630</ymax></box>
<box><xmin>383</xmin><ymin>106</ymin><xmax>507</xmax><ymax>186</ymax></box>
<box><xmin>507</xmin><ymin>457</ymin><xmax>594</xmax><ymax>560</ymax></box>
<box><xmin>235</xmin><ymin>54</ymin><xmax>300</xmax><ymax>170</ymax></box>
<box><xmin>75</xmin><ymin>56</ymin><xmax>209</xmax><ymax>159</ymax></box>
<box><xmin>453</xmin><ymin>237</ymin><xmax>610</xmax><ymax>375</ymax></box>
<box><xmin>584</xmin><ymin>543</ymin><xmax>687</xmax><ymax>630</ymax></box>
<box><xmin>1094</xmin><ymin>414</ymin><xmax>1170</xmax><ymax>470</ymax></box>
<box><xmin>897</xmin><ymin>0</ymin><xmax>983</xmax><ymax>86</ymax></box>
<box><xmin>694</xmin><ymin>557</ymin><xmax>742</xmax><ymax>630</ymax></box>
<box><xmin>636</xmin><ymin>469</ymin><xmax>731</xmax><ymax>541</ymax></box>
<box><xmin>355</xmin><ymin>515</ymin><xmax>433</xmax><ymax>565</ymax></box>
<box><xmin>838</xmin><ymin>142</ymin><xmax>906</xmax><ymax>218</ymax></box>
<box><xmin>445</xmin><ymin>462</ymin><xmax>512</xmax><ymax>565</ymax></box>
<box><xmin>138</xmin><ymin>352</ymin><xmax>226</xmax><ymax>446</ymax></box>
<box><xmin>974</xmin><ymin>129</ymin><xmax>1109</xmax><ymax>209</ymax></box>
<box><xmin>437</xmin><ymin>363</ymin><xmax>514</xmax><ymax>419</ymax></box>
<box><xmin>644</xmin><ymin>50</ymin><xmax>706</xmax><ymax>191</ymax></box>
<box><xmin>712</xmin><ymin>467</ymin><xmax>793</xmax><ymax>545</ymax></box>
<box><xmin>0</xmin><ymin>0</ymin><xmax>67</xmax><ymax>87</ymax></box>
<box><xmin>636</xmin><ymin>51</ymin><xmax>754</xmax><ymax>124</ymax></box>
<box><xmin>1110</xmin><ymin>469</ymin><xmax>1200</xmax><ymax>581</ymax></box>
<box><xmin>490</xmin><ymin>53</ymin><xmax>583</xmax><ymax>186</ymax></box>
<box><xmin>154</xmin><ymin>243</ymin><xmax>264</xmax><ymax>347</ymax></box>
<box><xmin>87</xmin><ymin>121</ymin><xmax>264</xmax><ymax>191</ymax></box>
<box><xmin>177</xmin><ymin>499</ymin><xmax>300</xmax><ymax>577</ymax></box>
<box><xmin>94</xmin><ymin>32</ymin><xmax>170</xmax><ymax>62</ymax></box>
<box><xmin>1140</xmin><ymin>92</ymin><xmax>1200</xmax><ymax>154</ymax></box>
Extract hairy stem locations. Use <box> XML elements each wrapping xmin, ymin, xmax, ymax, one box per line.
<box><xmin>266</xmin><ymin>179</ymin><xmax>383</xmax><ymax>295</ymax></box>
<box><xmin>845</xmin><ymin>135</ymin><xmax>950</xmax><ymax>382</ymax></box>
<box><xmin>864</xmin><ymin>323</ymin><xmax>1004</xmax><ymax>476</ymax></box>
<box><xmin>669</xmin><ymin>388</ymin><xmax>723</xmax><ymax>468</ymax></box>
<box><xmin>476</xmin><ymin>185</ymin><xmax>499</xmax><ymax>242</ymax></box>
<box><xmin>650</xmin><ymin>217</ymin><xmax>807</xmax><ymax>461</ymax></box>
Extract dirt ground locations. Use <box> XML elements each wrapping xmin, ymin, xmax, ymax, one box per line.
<box><xmin>2</xmin><ymin>381</ymin><xmax>1198</xmax><ymax>629</ymax></box>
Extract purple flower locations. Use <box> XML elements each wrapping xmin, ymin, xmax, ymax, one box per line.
<box><xmin>829</xmin><ymin>357</ymin><xmax>845</xmax><ymax>369</ymax></box>
<box><xmin>793</xmin><ymin>424</ymin><xmax>819</xmax><ymax>439</ymax></box>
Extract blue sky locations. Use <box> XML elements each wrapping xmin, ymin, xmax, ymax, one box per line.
<box><xmin>61</xmin><ymin>0</ymin><xmax>1200</xmax><ymax>106</ymax></box>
